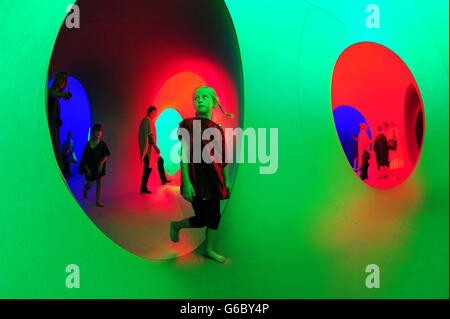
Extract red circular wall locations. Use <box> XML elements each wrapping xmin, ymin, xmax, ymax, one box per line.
<box><xmin>331</xmin><ymin>42</ymin><xmax>424</xmax><ymax>189</ymax></box>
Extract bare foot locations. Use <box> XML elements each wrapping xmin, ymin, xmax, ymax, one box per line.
<box><xmin>170</xmin><ymin>222</ymin><xmax>179</xmax><ymax>242</ymax></box>
<box><xmin>204</xmin><ymin>250</ymin><xmax>226</xmax><ymax>263</ymax></box>
<box><xmin>96</xmin><ymin>201</ymin><xmax>104</xmax><ymax>207</ymax></box>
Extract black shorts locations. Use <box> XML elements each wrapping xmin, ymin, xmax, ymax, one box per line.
<box><xmin>189</xmin><ymin>198</ymin><xmax>221</xmax><ymax>230</ymax></box>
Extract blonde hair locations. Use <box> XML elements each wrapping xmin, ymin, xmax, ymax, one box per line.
<box><xmin>194</xmin><ymin>86</ymin><xmax>233</xmax><ymax>118</ymax></box>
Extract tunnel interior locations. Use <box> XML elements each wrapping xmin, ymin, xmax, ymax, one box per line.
<box><xmin>47</xmin><ymin>0</ymin><xmax>243</xmax><ymax>260</ymax></box>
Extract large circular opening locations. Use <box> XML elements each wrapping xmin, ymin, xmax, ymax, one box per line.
<box><xmin>47</xmin><ymin>76</ymin><xmax>91</xmax><ymax>182</ymax></box>
<box><xmin>47</xmin><ymin>0</ymin><xmax>243</xmax><ymax>259</ymax></box>
<box><xmin>331</xmin><ymin>42</ymin><xmax>424</xmax><ymax>189</ymax></box>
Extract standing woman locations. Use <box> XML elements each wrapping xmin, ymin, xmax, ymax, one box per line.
<box><xmin>47</xmin><ymin>72</ymin><xmax>72</xmax><ymax>172</ymax></box>
<box><xmin>386</xmin><ymin>121</ymin><xmax>404</xmax><ymax>180</ymax></box>
<box><xmin>79</xmin><ymin>124</ymin><xmax>110</xmax><ymax>207</ymax></box>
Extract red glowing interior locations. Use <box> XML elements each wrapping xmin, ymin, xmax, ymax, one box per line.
<box><xmin>331</xmin><ymin>42</ymin><xmax>424</xmax><ymax>189</ymax></box>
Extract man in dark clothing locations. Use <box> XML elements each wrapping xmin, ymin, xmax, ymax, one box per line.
<box><xmin>373</xmin><ymin>125</ymin><xmax>389</xmax><ymax>179</ymax></box>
